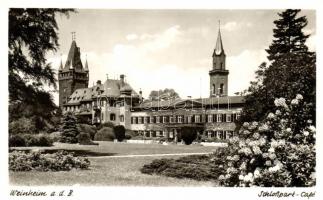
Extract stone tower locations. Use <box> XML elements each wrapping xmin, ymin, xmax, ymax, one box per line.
<box><xmin>58</xmin><ymin>39</ymin><xmax>89</xmax><ymax>107</ymax></box>
<box><xmin>209</xmin><ymin>23</ymin><xmax>229</xmax><ymax>97</ymax></box>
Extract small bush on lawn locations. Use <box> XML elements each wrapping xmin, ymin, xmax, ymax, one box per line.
<box><xmin>9</xmin><ymin>150</ymin><xmax>90</xmax><ymax>172</ymax></box>
<box><xmin>78</xmin><ymin>132</ymin><xmax>99</xmax><ymax>145</ymax></box>
<box><xmin>9</xmin><ymin>135</ymin><xmax>26</xmax><ymax>147</ymax></box>
<box><xmin>141</xmin><ymin>154</ymin><xmax>226</xmax><ymax>181</ymax></box>
<box><xmin>113</xmin><ymin>125</ymin><xmax>126</xmax><ymax>142</ymax></box>
<box><xmin>94</xmin><ymin>127</ymin><xmax>115</xmax><ymax>141</ymax></box>
<box><xmin>125</xmin><ymin>134</ymin><xmax>132</xmax><ymax>140</ymax></box>
<box><xmin>181</xmin><ymin>127</ymin><xmax>198</xmax><ymax>145</ymax></box>
<box><xmin>77</xmin><ymin>124</ymin><xmax>97</xmax><ymax>140</ymax></box>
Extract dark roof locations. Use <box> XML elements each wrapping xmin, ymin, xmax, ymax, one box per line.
<box><xmin>213</xmin><ymin>27</ymin><xmax>225</xmax><ymax>56</ymax></box>
<box><xmin>63</xmin><ymin>40</ymin><xmax>84</xmax><ymax>71</ymax></box>
<box><xmin>101</xmin><ymin>79</ymin><xmax>138</xmax><ymax>97</ymax></box>
<box><xmin>200</xmin><ymin>96</ymin><xmax>245</xmax><ymax>105</ymax></box>
<box><xmin>65</xmin><ymin>78</ymin><xmax>139</xmax><ymax>105</ymax></box>
<box><xmin>135</xmin><ymin>96</ymin><xmax>244</xmax><ymax>109</ymax></box>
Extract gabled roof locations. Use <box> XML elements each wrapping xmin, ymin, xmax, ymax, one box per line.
<box><xmin>101</xmin><ymin>79</ymin><xmax>138</xmax><ymax>97</ymax></box>
<box><xmin>63</xmin><ymin>40</ymin><xmax>84</xmax><ymax>71</ymax></box>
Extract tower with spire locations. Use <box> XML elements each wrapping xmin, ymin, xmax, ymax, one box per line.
<box><xmin>58</xmin><ymin>34</ymin><xmax>89</xmax><ymax>108</ymax></box>
<box><xmin>209</xmin><ymin>21</ymin><xmax>229</xmax><ymax>97</ymax></box>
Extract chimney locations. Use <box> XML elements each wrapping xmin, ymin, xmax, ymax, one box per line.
<box><xmin>120</xmin><ymin>74</ymin><xmax>125</xmax><ymax>86</ymax></box>
<box><xmin>96</xmin><ymin>80</ymin><xmax>101</xmax><ymax>85</ymax></box>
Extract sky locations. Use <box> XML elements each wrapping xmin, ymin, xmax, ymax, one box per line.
<box><xmin>47</xmin><ymin>9</ymin><xmax>316</xmax><ymax>105</ymax></box>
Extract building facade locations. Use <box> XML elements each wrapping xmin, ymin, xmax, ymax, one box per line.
<box><xmin>60</xmin><ymin>26</ymin><xmax>244</xmax><ymax>141</ymax></box>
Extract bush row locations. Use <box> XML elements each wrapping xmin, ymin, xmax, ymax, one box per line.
<box><xmin>9</xmin><ymin>134</ymin><xmax>53</xmax><ymax>147</ymax></box>
<box><xmin>9</xmin><ymin>150</ymin><xmax>90</xmax><ymax>171</ymax></box>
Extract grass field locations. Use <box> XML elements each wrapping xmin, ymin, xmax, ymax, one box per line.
<box><xmin>9</xmin><ymin>141</ymin><xmax>218</xmax><ymax>186</ymax></box>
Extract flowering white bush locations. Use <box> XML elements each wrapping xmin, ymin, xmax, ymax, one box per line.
<box><xmin>218</xmin><ymin>94</ymin><xmax>315</xmax><ymax>187</ymax></box>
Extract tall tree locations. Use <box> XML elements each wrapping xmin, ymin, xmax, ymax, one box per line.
<box><xmin>148</xmin><ymin>88</ymin><xmax>180</xmax><ymax>101</ymax></box>
<box><xmin>8</xmin><ymin>9</ymin><xmax>74</xmax><ymax>129</ymax></box>
<box><xmin>240</xmin><ymin>9</ymin><xmax>316</xmax><ymax>124</ymax></box>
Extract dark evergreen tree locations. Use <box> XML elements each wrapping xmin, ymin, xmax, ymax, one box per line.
<box><xmin>240</xmin><ymin>9</ymin><xmax>316</xmax><ymax>125</ymax></box>
<box><xmin>9</xmin><ymin>8</ymin><xmax>74</xmax><ymax>130</ymax></box>
<box><xmin>113</xmin><ymin>125</ymin><xmax>126</xmax><ymax>142</ymax></box>
<box><xmin>60</xmin><ymin>112</ymin><xmax>79</xmax><ymax>143</ymax></box>
<box><xmin>180</xmin><ymin>127</ymin><xmax>198</xmax><ymax>145</ymax></box>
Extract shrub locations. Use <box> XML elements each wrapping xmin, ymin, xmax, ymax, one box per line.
<box><xmin>97</xmin><ymin>122</ymin><xmax>115</xmax><ymax>130</ymax></box>
<box><xmin>9</xmin><ymin>150</ymin><xmax>90</xmax><ymax>171</ymax></box>
<box><xmin>125</xmin><ymin>134</ymin><xmax>132</xmax><ymax>140</ymax></box>
<box><xmin>113</xmin><ymin>125</ymin><xmax>126</xmax><ymax>142</ymax></box>
<box><xmin>36</xmin><ymin>134</ymin><xmax>53</xmax><ymax>146</ymax></box>
<box><xmin>94</xmin><ymin>127</ymin><xmax>115</xmax><ymax>141</ymax></box>
<box><xmin>78</xmin><ymin>132</ymin><xmax>99</xmax><ymax>145</ymax></box>
<box><xmin>48</xmin><ymin>131</ymin><xmax>61</xmax><ymax>142</ymax></box>
<box><xmin>9</xmin><ymin>117</ymin><xmax>36</xmax><ymax>135</ymax></box>
<box><xmin>77</xmin><ymin>124</ymin><xmax>97</xmax><ymax>140</ymax></box>
<box><xmin>141</xmin><ymin>154</ymin><xmax>225</xmax><ymax>181</ymax></box>
<box><xmin>9</xmin><ymin>135</ymin><xmax>26</xmax><ymax>147</ymax></box>
<box><xmin>23</xmin><ymin>134</ymin><xmax>53</xmax><ymax>147</ymax></box>
<box><xmin>218</xmin><ymin>94</ymin><xmax>316</xmax><ymax>187</ymax></box>
<box><xmin>60</xmin><ymin>112</ymin><xmax>79</xmax><ymax>144</ymax></box>
<box><xmin>181</xmin><ymin>127</ymin><xmax>198</xmax><ymax>145</ymax></box>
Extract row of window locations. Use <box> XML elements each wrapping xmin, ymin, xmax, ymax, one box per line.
<box><xmin>65</xmin><ymin>103</ymin><xmax>92</xmax><ymax>112</ymax></box>
<box><xmin>133</xmin><ymin>130</ymin><xmax>234</xmax><ymax>139</ymax></box>
<box><xmin>131</xmin><ymin>113</ymin><xmax>240</xmax><ymax>124</ymax></box>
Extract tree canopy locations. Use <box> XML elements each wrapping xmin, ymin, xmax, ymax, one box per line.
<box><xmin>9</xmin><ymin>8</ymin><xmax>74</xmax><ymax>130</ymax></box>
<box><xmin>148</xmin><ymin>88</ymin><xmax>180</xmax><ymax>101</ymax></box>
<box><xmin>240</xmin><ymin>9</ymin><xmax>315</xmax><ymax>124</ymax></box>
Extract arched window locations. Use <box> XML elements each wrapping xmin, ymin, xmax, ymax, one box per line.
<box><xmin>212</xmin><ymin>84</ymin><xmax>216</xmax><ymax>94</ymax></box>
<box><xmin>220</xmin><ymin>83</ymin><xmax>224</xmax><ymax>95</ymax></box>
<box><xmin>110</xmin><ymin>113</ymin><xmax>116</xmax><ymax>121</ymax></box>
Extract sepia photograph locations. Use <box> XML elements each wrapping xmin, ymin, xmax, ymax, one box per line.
<box><xmin>3</xmin><ymin>3</ymin><xmax>319</xmax><ymax>199</ymax></box>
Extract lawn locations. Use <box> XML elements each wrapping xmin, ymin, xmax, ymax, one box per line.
<box><xmin>10</xmin><ymin>141</ymin><xmax>217</xmax><ymax>156</ymax></box>
<box><xmin>9</xmin><ymin>142</ymin><xmax>219</xmax><ymax>186</ymax></box>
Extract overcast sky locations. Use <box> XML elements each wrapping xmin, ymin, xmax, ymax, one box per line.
<box><xmin>47</xmin><ymin>9</ymin><xmax>316</xmax><ymax>104</ymax></box>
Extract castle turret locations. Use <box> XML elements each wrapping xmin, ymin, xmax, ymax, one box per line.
<box><xmin>58</xmin><ymin>36</ymin><xmax>89</xmax><ymax>108</ymax></box>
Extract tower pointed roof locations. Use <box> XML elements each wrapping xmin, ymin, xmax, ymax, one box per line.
<box><xmin>84</xmin><ymin>55</ymin><xmax>89</xmax><ymax>71</ymax></box>
<box><xmin>213</xmin><ymin>22</ymin><xmax>225</xmax><ymax>56</ymax></box>
<box><xmin>64</xmin><ymin>40</ymin><xmax>84</xmax><ymax>71</ymax></box>
<box><xmin>59</xmin><ymin>57</ymin><xmax>63</xmax><ymax>71</ymax></box>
